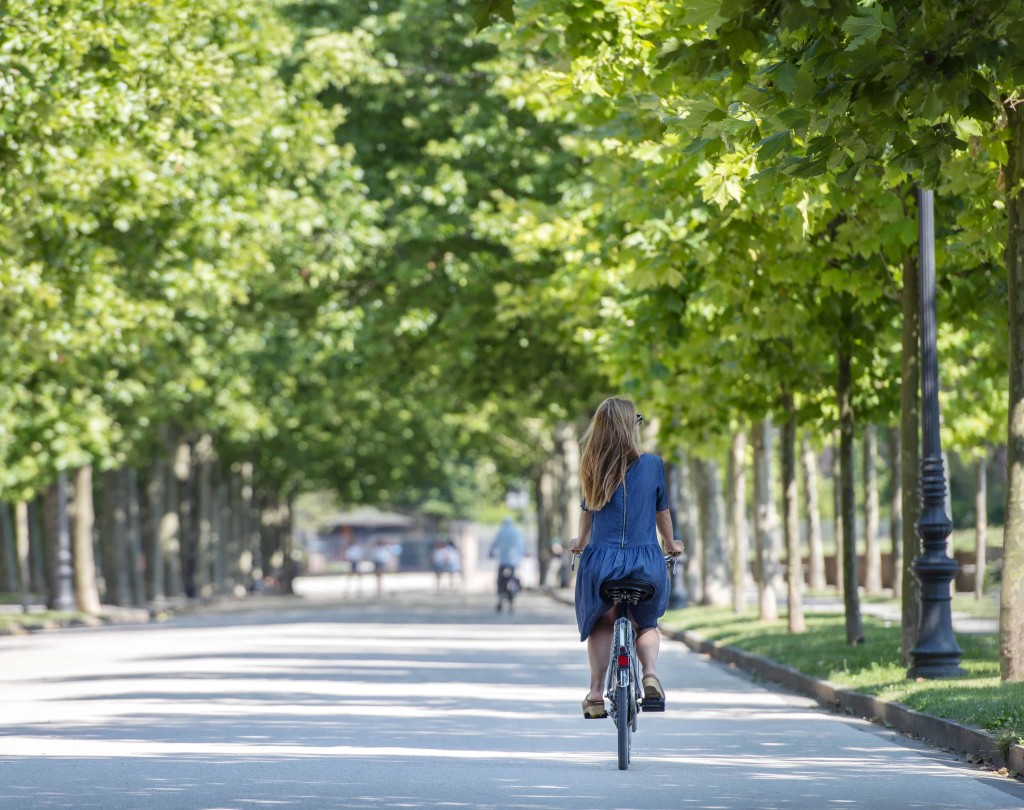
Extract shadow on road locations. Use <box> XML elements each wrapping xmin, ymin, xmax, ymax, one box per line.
<box><xmin>1</xmin><ymin>592</ymin><xmax>1021</xmax><ymax>809</ymax></box>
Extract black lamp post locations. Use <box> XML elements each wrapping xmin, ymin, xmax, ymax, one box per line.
<box><xmin>908</xmin><ymin>188</ymin><xmax>965</xmax><ymax>679</ymax></box>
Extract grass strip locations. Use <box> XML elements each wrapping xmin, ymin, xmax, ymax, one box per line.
<box><xmin>662</xmin><ymin>606</ymin><xmax>1024</xmax><ymax>745</ymax></box>
<box><xmin>0</xmin><ymin>610</ymin><xmax>85</xmax><ymax>631</ymax></box>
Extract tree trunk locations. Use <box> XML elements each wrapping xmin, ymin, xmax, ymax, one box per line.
<box><xmin>889</xmin><ymin>426</ymin><xmax>903</xmax><ymax>600</ymax></box>
<box><xmin>539</xmin><ymin>468</ymin><xmax>558</xmax><ymax>585</ymax></box>
<box><xmin>14</xmin><ymin>501</ymin><xmax>30</xmax><ymax>611</ymax></box>
<box><xmin>195</xmin><ymin>433</ymin><xmax>215</xmax><ymax>597</ymax></box>
<box><xmin>753</xmin><ymin>418</ymin><xmax>779</xmax><ymax>621</ymax></box>
<box><xmin>782</xmin><ymin>407</ymin><xmax>805</xmax><ymax>633</ymax></box>
<box><xmin>162</xmin><ymin>449</ymin><xmax>184</xmax><ymax>598</ymax></box>
<box><xmin>210</xmin><ymin>468</ymin><xmax>226</xmax><ymax>595</ymax></box>
<box><xmin>215</xmin><ymin>474</ymin><xmax>232</xmax><ymax>594</ymax></box>
<box><xmin>864</xmin><ymin>425</ymin><xmax>882</xmax><ymax>593</ymax></box>
<box><xmin>801</xmin><ymin>435</ymin><xmax>826</xmax><ymax>591</ymax></box>
<box><xmin>72</xmin><ymin>466</ymin><xmax>101</xmax><ymax>615</ymax></box>
<box><xmin>28</xmin><ymin>498</ymin><xmax>46</xmax><ymax>598</ymax></box>
<box><xmin>535</xmin><ymin>471</ymin><xmax>550</xmax><ymax>587</ymax></box>
<box><xmin>550</xmin><ymin>427</ymin><xmax>569</xmax><ymax>557</ymax></box>
<box><xmin>0</xmin><ymin>501</ymin><xmax>17</xmax><ymax>592</ymax></box>
<box><xmin>839</xmin><ymin>329</ymin><xmax>864</xmax><ymax>644</ymax></box>
<box><xmin>561</xmin><ymin>422</ymin><xmax>581</xmax><ymax>555</ymax></box>
<box><xmin>729</xmin><ymin>431</ymin><xmax>748</xmax><ymax>612</ymax></box>
<box><xmin>832</xmin><ymin>431</ymin><xmax>844</xmax><ymax>596</ymax></box>
<box><xmin>146</xmin><ymin>460</ymin><xmax>166</xmax><ymax>602</ymax></box>
<box><xmin>976</xmin><ymin>456</ymin><xmax>988</xmax><ymax>600</ymax></box>
<box><xmin>126</xmin><ymin>469</ymin><xmax>145</xmax><ymax>605</ymax></box>
<box><xmin>677</xmin><ymin>448</ymin><xmax>703</xmax><ymax>605</ymax></box>
<box><xmin>43</xmin><ymin>484</ymin><xmax>58</xmax><ymax>603</ymax></box>
<box><xmin>260</xmin><ymin>493</ymin><xmax>282</xmax><ymax>582</ymax></box>
<box><xmin>241</xmin><ymin>462</ymin><xmax>261</xmax><ymax>590</ymax></box>
<box><xmin>901</xmin><ymin>251</ymin><xmax>922</xmax><ymax>665</ymax></box>
<box><xmin>228</xmin><ymin>470</ymin><xmax>245</xmax><ymax>593</ymax></box>
<box><xmin>44</xmin><ymin>474</ymin><xmax>75</xmax><ymax>611</ymax></box>
<box><xmin>100</xmin><ymin>469</ymin><xmax>130</xmax><ymax>606</ymax></box>
<box><xmin>281</xmin><ymin>495</ymin><xmax>296</xmax><ymax>594</ymax></box>
<box><xmin>175</xmin><ymin>439</ymin><xmax>196</xmax><ymax>598</ymax></box>
<box><xmin>1004</xmin><ymin>101</ymin><xmax>1024</xmax><ymax>681</ymax></box>
<box><xmin>694</xmin><ymin>457</ymin><xmax>729</xmax><ymax>606</ymax></box>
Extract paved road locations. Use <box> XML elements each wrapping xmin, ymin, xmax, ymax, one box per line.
<box><xmin>0</xmin><ymin>591</ymin><xmax>1022</xmax><ymax>810</ymax></box>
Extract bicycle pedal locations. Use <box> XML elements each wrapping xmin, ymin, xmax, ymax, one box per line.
<box><xmin>641</xmin><ymin>698</ymin><xmax>665</xmax><ymax>712</ymax></box>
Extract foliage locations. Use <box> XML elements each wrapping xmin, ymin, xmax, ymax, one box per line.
<box><xmin>0</xmin><ymin>0</ymin><xmax>378</xmax><ymax>500</ymax></box>
<box><xmin>0</xmin><ymin>0</ymin><xmax>608</xmax><ymax>523</ymax></box>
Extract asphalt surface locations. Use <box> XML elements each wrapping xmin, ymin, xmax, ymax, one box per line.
<box><xmin>0</xmin><ymin>589</ymin><xmax>1022</xmax><ymax>810</ymax></box>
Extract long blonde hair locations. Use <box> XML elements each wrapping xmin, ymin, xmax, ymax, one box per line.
<box><xmin>579</xmin><ymin>396</ymin><xmax>641</xmax><ymax>511</ymax></box>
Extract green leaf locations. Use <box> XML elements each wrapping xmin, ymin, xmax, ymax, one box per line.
<box><xmin>679</xmin><ymin>0</ymin><xmax>727</xmax><ymax>35</ymax></box>
<box><xmin>684</xmin><ymin>136</ymin><xmax>715</xmax><ymax>154</ymax></box>
<box><xmin>472</xmin><ymin>0</ymin><xmax>515</xmax><ymax>29</ymax></box>
<box><xmin>841</xmin><ymin>7</ymin><xmax>894</xmax><ymax>50</ymax></box>
<box><xmin>761</xmin><ymin>62</ymin><xmax>798</xmax><ymax>96</ymax></box>
<box><xmin>755</xmin><ymin>130</ymin><xmax>792</xmax><ymax>162</ymax></box>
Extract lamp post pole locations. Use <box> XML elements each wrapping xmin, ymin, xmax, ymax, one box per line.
<box><xmin>908</xmin><ymin>188</ymin><xmax>965</xmax><ymax>679</ymax></box>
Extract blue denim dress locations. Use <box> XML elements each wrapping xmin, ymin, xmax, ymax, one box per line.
<box><xmin>575</xmin><ymin>453</ymin><xmax>671</xmax><ymax>641</ymax></box>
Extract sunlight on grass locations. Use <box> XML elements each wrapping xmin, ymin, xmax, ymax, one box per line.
<box><xmin>0</xmin><ymin>609</ymin><xmax>82</xmax><ymax>631</ymax></box>
<box><xmin>663</xmin><ymin>606</ymin><xmax>1024</xmax><ymax>743</ymax></box>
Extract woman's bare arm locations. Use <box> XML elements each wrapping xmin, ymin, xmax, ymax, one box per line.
<box><xmin>656</xmin><ymin>509</ymin><xmax>685</xmax><ymax>555</ymax></box>
<box><xmin>569</xmin><ymin>511</ymin><xmax>593</xmax><ymax>553</ymax></box>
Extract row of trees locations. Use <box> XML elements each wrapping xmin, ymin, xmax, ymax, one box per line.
<box><xmin>0</xmin><ymin>1</ymin><xmax>606</xmax><ymax>610</ymax></box>
<box><xmin>473</xmin><ymin>1</ymin><xmax>1023</xmax><ymax>680</ymax></box>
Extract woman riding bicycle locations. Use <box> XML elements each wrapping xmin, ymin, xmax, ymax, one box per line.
<box><xmin>568</xmin><ymin>396</ymin><xmax>685</xmax><ymax>719</ymax></box>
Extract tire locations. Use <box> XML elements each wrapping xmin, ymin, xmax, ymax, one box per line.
<box><xmin>631</xmin><ymin>680</ymin><xmax>638</xmax><ymax>732</ymax></box>
<box><xmin>616</xmin><ymin>682</ymin><xmax>630</xmax><ymax>770</ymax></box>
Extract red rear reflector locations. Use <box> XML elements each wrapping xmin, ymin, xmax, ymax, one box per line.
<box><xmin>617</xmin><ymin>654</ymin><xmax>629</xmax><ymax>667</ymax></box>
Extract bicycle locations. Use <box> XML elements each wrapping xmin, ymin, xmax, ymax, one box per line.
<box><xmin>572</xmin><ymin>551</ymin><xmax>679</xmax><ymax>770</ymax></box>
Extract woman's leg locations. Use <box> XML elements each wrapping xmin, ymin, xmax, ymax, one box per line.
<box><xmin>636</xmin><ymin>626</ymin><xmax>660</xmax><ymax>678</ymax></box>
<box><xmin>586</xmin><ymin>606</ymin><xmax>617</xmax><ymax>700</ymax></box>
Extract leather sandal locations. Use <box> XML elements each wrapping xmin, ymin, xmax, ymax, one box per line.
<box><xmin>582</xmin><ymin>695</ymin><xmax>608</xmax><ymax>719</ymax></box>
<box><xmin>641</xmin><ymin>675</ymin><xmax>666</xmax><ymax>712</ymax></box>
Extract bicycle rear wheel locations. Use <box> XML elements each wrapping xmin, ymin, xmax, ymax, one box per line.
<box><xmin>616</xmin><ymin>682</ymin><xmax>630</xmax><ymax>770</ymax></box>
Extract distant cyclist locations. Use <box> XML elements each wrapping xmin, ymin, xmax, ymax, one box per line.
<box><xmin>490</xmin><ymin>516</ymin><xmax>525</xmax><ymax>613</ymax></box>
<box><xmin>569</xmin><ymin>396</ymin><xmax>684</xmax><ymax>718</ymax></box>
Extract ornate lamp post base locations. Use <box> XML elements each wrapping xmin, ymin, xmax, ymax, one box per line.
<box><xmin>908</xmin><ymin>549</ymin><xmax>965</xmax><ymax>679</ymax></box>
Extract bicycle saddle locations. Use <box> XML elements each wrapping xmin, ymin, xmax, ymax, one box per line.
<box><xmin>600</xmin><ymin>578</ymin><xmax>656</xmax><ymax>604</ymax></box>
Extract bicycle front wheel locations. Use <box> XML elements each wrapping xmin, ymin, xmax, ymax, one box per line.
<box><xmin>616</xmin><ymin>682</ymin><xmax>630</xmax><ymax>770</ymax></box>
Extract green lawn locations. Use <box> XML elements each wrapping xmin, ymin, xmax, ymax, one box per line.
<box><xmin>0</xmin><ymin>608</ymin><xmax>84</xmax><ymax>631</ymax></box>
<box><xmin>662</xmin><ymin>606</ymin><xmax>1024</xmax><ymax>749</ymax></box>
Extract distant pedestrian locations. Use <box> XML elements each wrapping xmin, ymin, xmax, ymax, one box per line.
<box><xmin>428</xmin><ymin>540</ymin><xmax>460</xmax><ymax>593</ymax></box>
<box><xmin>441</xmin><ymin>541</ymin><xmax>462</xmax><ymax>589</ymax></box>
<box><xmin>490</xmin><ymin>517</ymin><xmax>525</xmax><ymax>612</ymax></box>
<box><xmin>371</xmin><ymin>540</ymin><xmax>394</xmax><ymax>597</ymax></box>
<box><xmin>431</xmin><ymin>541</ymin><xmax>449</xmax><ymax>592</ymax></box>
<box><xmin>343</xmin><ymin>542</ymin><xmax>366</xmax><ymax>596</ymax></box>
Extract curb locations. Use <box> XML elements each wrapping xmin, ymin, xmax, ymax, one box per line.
<box><xmin>667</xmin><ymin>627</ymin><xmax>1024</xmax><ymax>777</ymax></box>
